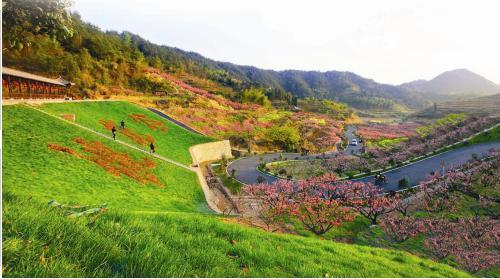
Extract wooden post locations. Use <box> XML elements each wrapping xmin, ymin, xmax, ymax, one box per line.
<box><xmin>27</xmin><ymin>80</ymin><xmax>31</xmax><ymax>98</ymax></box>
<box><xmin>17</xmin><ymin>78</ymin><xmax>22</xmax><ymax>98</ymax></box>
<box><xmin>7</xmin><ymin>76</ymin><xmax>12</xmax><ymax>98</ymax></box>
<box><xmin>37</xmin><ymin>81</ymin><xmax>41</xmax><ymax>96</ymax></box>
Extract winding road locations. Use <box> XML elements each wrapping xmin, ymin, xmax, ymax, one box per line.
<box><xmin>227</xmin><ymin>125</ymin><xmax>365</xmax><ymax>185</ymax></box>
<box><xmin>228</xmin><ymin>129</ymin><xmax>500</xmax><ymax>191</ymax></box>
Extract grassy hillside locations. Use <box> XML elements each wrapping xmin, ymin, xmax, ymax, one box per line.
<box><xmin>39</xmin><ymin>101</ymin><xmax>213</xmax><ymax>165</ymax></box>
<box><xmin>2</xmin><ymin>104</ymin><xmax>468</xmax><ymax>277</ymax></box>
<box><xmin>3</xmin><ymin>197</ymin><xmax>468</xmax><ymax>278</ymax></box>
<box><xmin>2</xmin><ymin>105</ymin><xmax>207</xmax><ymax>213</ymax></box>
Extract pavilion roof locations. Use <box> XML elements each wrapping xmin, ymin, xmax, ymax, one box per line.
<box><xmin>2</xmin><ymin>67</ymin><xmax>73</xmax><ymax>86</ymax></box>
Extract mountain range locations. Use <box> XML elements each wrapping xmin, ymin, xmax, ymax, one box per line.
<box><xmin>129</xmin><ymin>33</ymin><xmax>500</xmax><ymax>111</ymax></box>
<box><xmin>4</xmin><ymin>12</ymin><xmax>500</xmax><ymax>112</ymax></box>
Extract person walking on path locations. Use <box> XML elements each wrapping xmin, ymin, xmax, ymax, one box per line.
<box><xmin>120</xmin><ymin>120</ymin><xmax>125</xmax><ymax>129</ymax></box>
<box><xmin>111</xmin><ymin>126</ymin><xmax>117</xmax><ymax>140</ymax></box>
<box><xmin>149</xmin><ymin>142</ymin><xmax>155</xmax><ymax>153</ymax></box>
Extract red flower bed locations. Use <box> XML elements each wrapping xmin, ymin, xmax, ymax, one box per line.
<box><xmin>99</xmin><ymin>119</ymin><xmax>155</xmax><ymax>145</ymax></box>
<box><xmin>129</xmin><ymin>113</ymin><xmax>168</xmax><ymax>132</ymax></box>
<box><xmin>48</xmin><ymin>138</ymin><xmax>164</xmax><ymax>187</ymax></box>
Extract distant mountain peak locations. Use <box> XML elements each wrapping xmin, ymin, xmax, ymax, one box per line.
<box><xmin>401</xmin><ymin>69</ymin><xmax>500</xmax><ymax>100</ymax></box>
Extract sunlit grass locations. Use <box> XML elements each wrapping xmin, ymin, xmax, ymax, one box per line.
<box><xmin>2</xmin><ymin>104</ymin><xmax>469</xmax><ymax>277</ymax></box>
<box><xmin>40</xmin><ymin>101</ymin><xmax>213</xmax><ymax>165</ymax></box>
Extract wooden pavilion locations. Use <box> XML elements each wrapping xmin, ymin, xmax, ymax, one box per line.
<box><xmin>2</xmin><ymin>67</ymin><xmax>74</xmax><ymax>99</ymax></box>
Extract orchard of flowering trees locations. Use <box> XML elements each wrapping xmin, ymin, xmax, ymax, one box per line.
<box><xmin>246</xmin><ymin>149</ymin><xmax>500</xmax><ymax>273</ymax></box>
<box><xmin>315</xmin><ymin>115</ymin><xmax>500</xmax><ymax>177</ymax></box>
<box><xmin>381</xmin><ymin>149</ymin><xmax>500</xmax><ymax>273</ymax></box>
<box><xmin>357</xmin><ymin>123</ymin><xmax>419</xmax><ymax>140</ymax></box>
<box><xmin>244</xmin><ymin>174</ymin><xmax>399</xmax><ymax>235</ymax></box>
<box><xmin>365</xmin><ymin>115</ymin><xmax>500</xmax><ymax>167</ymax></box>
<box><xmin>149</xmin><ymin>69</ymin><xmax>346</xmax><ymax>153</ymax></box>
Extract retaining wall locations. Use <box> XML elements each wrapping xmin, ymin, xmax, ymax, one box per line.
<box><xmin>190</xmin><ymin>140</ymin><xmax>233</xmax><ymax>165</ymax></box>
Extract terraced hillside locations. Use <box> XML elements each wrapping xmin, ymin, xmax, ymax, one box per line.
<box><xmin>411</xmin><ymin>94</ymin><xmax>500</xmax><ymax>120</ymax></box>
<box><xmin>2</xmin><ymin>103</ymin><xmax>468</xmax><ymax>277</ymax></box>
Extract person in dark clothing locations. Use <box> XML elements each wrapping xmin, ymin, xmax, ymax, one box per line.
<box><xmin>375</xmin><ymin>173</ymin><xmax>387</xmax><ymax>186</ymax></box>
<box><xmin>375</xmin><ymin>173</ymin><xmax>383</xmax><ymax>186</ymax></box>
<box><xmin>149</xmin><ymin>142</ymin><xmax>155</xmax><ymax>153</ymax></box>
<box><xmin>120</xmin><ymin>120</ymin><xmax>125</xmax><ymax>129</ymax></box>
<box><xmin>111</xmin><ymin>126</ymin><xmax>117</xmax><ymax>140</ymax></box>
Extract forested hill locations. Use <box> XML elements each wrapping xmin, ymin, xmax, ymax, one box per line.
<box><xmin>125</xmin><ymin>32</ymin><xmax>432</xmax><ymax>110</ymax></box>
<box><xmin>2</xmin><ymin>0</ymin><xmax>428</xmax><ymax>111</ymax></box>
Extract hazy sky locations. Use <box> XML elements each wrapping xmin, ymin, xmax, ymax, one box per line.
<box><xmin>73</xmin><ymin>0</ymin><xmax>500</xmax><ymax>85</ymax></box>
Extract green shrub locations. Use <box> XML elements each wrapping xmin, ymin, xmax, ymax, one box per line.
<box><xmin>398</xmin><ymin>177</ymin><xmax>410</xmax><ymax>189</ymax></box>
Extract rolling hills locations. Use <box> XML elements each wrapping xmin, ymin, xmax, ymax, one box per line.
<box><xmin>3</xmin><ymin>2</ymin><xmax>497</xmax><ymax>113</ymax></box>
<box><xmin>2</xmin><ymin>102</ymin><xmax>469</xmax><ymax>277</ymax></box>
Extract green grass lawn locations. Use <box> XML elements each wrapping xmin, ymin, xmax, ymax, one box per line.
<box><xmin>213</xmin><ymin>164</ymin><xmax>243</xmax><ymax>194</ymax></box>
<box><xmin>265</xmin><ymin>160</ymin><xmax>326</xmax><ymax>179</ymax></box>
<box><xmin>3</xmin><ymin>196</ymin><xmax>468</xmax><ymax>278</ymax></box>
<box><xmin>468</xmin><ymin>125</ymin><xmax>500</xmax><ymax>144</ymax></box>
<box><xmin>367</xmin><ymin>137</ymin><xmax>408</xmax><ymax>149</ymax></box>
<box><xmin>2</xmin><ymin>105</ymin><xmax>207</xmax><ymax>213</ymax></box>
<box><xmin>2</xmin><ymin>104</ymin><xmax>469</xmax><ymax>277</ymax></box>
<box><xmin>40</xmin><ymin>101</ymin><xmax>213</xmax><ymax>165</ymax></box>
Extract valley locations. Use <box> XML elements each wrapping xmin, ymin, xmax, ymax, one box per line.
<box><xmin>2</xmin><ymin>0</ymin><xmax>500</xmax><ymax>278</ymax></box>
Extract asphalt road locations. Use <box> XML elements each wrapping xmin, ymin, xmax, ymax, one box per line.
<box><xmin>354</xmin><ymin>142</ymin><xmax>500</xmax><ymax>191</ymax></box>
<box><xmin>227</xmin><ymin>126</ymin><xmax>364</xmax><ymax>185</ymax></box>
<box><xmin>228</xmin><ymin>140</ymin><xmax>500</xmax><ymax>191</ymax></box>
<box><xmin>148</xmin><ymin>108</ymin><xmax>204</xmax><ymax>135</ymax></box>
<box><xmin>344</xmin><ymin>125</ymin><xmax>363</xmax><ymax>155</ymax></box>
